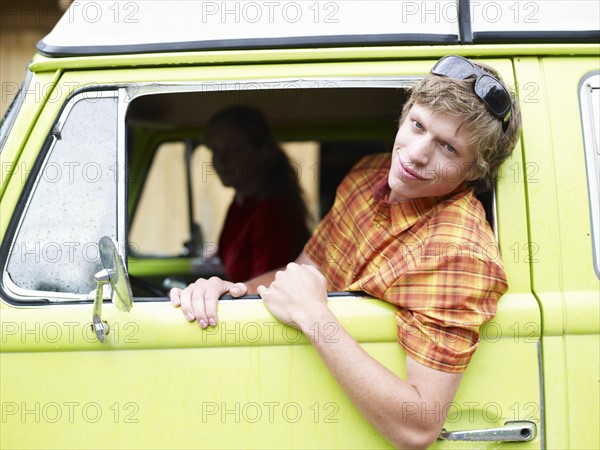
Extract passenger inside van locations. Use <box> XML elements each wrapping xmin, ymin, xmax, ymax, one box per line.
<box><xmin>204</xmin><ymin>105</ymin><xmax>311</xmax><ymax>282</ymax></box>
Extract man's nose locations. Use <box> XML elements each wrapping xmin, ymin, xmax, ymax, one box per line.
<box><xmin>407</xmin><ymin>137</ymin><xmax>432</xmax><ymax>166</ymax></box>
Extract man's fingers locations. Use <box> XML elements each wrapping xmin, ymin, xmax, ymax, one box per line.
<box><xmin>230</xmin><ymin>282</ymin><xmax>248</xmax><ymax>298</ymax></box>
<box><xmin>169</xmin><ymin>288</ymin><xmax>182</xmax><ymax>306</ymax></box>
<box><xmin>191</xmin><ymin>284</ymin><xmax>210</xmax><ymax>328</ymax></box>
<box><xmin>202</xmin><ymin>278</ymin><xmax>226</xmax><ymax>327</ymax></box>
<box><xmin>179</xmin><ymin>285</ymin><xmax>198</xmax><ymax>322</ymax></box>
<box><xmin>171</xmin><ymin>277</ymin><xmax>241</xmax><ymax>328</ymax></box>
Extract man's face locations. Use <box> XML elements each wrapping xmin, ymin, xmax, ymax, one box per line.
<box><xmin>388</xmin><ymin>103</ymin><xmax>479</xmax><ymax>202</ymax></box>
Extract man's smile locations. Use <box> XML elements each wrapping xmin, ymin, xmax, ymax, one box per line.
<box><xmin>398</xmin><ymin>159</ymin><xmax>427</xmax><ymax>181</ymax></box>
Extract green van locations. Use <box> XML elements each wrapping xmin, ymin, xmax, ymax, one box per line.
<box><xmin>1</xmin><ymin>1</ymin><xmax>599</xmax><ymax>448</ymax></box>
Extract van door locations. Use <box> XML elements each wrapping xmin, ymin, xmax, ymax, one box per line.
<box><xmin>1</xmin><ymin>58</ymin><xmax>542</xmax><ymax>449</ymax></box>
<box><xmin>514</xmin><ymin>56</ymin><xmax>600</xmax><ymax>450</ymax></box>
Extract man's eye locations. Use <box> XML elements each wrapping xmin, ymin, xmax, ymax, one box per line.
<box><xmin>445</xmin><ymin>144</ymin><xmax>457</xmax><ymax>153</ymax></box>
<box><xmin>411</xmin><ymin>120</ymin><xmax>423</xmax><ymax>129</ymax></box>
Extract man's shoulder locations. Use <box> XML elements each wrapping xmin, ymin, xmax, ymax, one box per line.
<box><xmin>427</xmin><ymin>189</ymin><xmax>497</xmax><ymax>246</ymax></box>
<box><xmin>351</xmin><ymin>153</ymin><xmax>391</xmax><ymax>172</ymax></box>
<box><xmin>335</xmin><ymin>153</ymin><xmax>390</xmax><ymax>195</ymax></box>
<box><xmin>339</xmin><ymin>153</ymin><xmax>391</xmax><ymax>189</ymax></box>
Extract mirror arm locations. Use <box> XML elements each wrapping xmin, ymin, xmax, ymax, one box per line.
<box><xmin>92</xmin><ymin>268</ymin><xmax>111</xmax><ymax>342</ymax></box>
<box><xmin>91</xmin><ymin>237</ymin><xmax>134</xmax><ymax>343</ymax></box>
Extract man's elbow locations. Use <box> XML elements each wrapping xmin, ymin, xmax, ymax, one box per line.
<box><xmin>388</xmin><ymin>423</ymin><xmax>441</xmax><ymax>449</ymax></box>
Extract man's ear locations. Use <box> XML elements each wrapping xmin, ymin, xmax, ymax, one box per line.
<box><xmin>466</xmin><ymin>164</ymin><xmax>484</xmax><ymax>182</ymax></box>
<box><xmin>466</xmin><ymin>171</ymin><xmax>480</xmax><ymax>182</ymax></box>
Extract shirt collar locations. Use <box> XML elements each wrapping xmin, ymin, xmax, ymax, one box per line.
<box><xmin>372</xmin><ymin>175</ymin><xmax>391</xmax><ymax>203</ymax></box>
<box><xmin>371</xmin><ymin>175</ymin><xmax>464</xmax><ymax>231</ymax></box>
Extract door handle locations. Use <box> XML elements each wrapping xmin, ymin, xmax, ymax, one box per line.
<box><xmin>439</xmin><ymin>420</ymin><xmax>537</xmax><ymax>442</ymax></box>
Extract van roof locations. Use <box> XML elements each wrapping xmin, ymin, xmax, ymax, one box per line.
<box><xmin>37</xmin><ymin>0</ymin><xmax>600</xmax><ymax>57</ymax></box>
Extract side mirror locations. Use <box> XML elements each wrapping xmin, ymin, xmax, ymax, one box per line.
<box><xmin>92</xmin><ymin>237</ymin><xmax>134</xmax><ymax>342</ymax></box>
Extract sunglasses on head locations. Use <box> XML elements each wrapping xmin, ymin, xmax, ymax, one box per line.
<box><xmin>431</xmin><ymin>55</ymin><xmax>512</xmax><ymax>132</ymax></box>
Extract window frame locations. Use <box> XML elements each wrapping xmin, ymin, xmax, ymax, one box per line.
<box><xmin>0</xmin><ymin>70</ymin><xmax>33</xmax><ymax>154</ymax></box>
<box><xmin>1</xmin><ymin>88</ymin><xmax>129</xmax><ymax>304</ymax></box>
<box><xmin>579</xmin><ymin>71</ymin><xmax>600</xmax><ymax>279</ymax></box>
<box><xmin>3</xmin><ymin>75</ymin><xmax>504</xmax><ymax>304</ymax></box>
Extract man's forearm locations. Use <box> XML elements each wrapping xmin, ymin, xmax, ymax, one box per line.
<box><xmin>300</xmin><ymin>310</ymin><xmax>459</xmax><ymax>449</ymax></box>
<box><xmin>256</xmin><ymin>261</ymin><xmax>462</xmax><ymax>448</ymax></box>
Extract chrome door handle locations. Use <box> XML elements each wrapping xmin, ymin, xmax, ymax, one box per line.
<box><xmin>439</xmin><ymin>421</ymin><xmax>537</xmax><ymax>442</ymax></box>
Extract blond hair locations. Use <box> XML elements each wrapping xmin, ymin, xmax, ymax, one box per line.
<box><xmin>400</xmin><ymin>61</ymin><xmax>522</xmax><ymax>193</ymax></box>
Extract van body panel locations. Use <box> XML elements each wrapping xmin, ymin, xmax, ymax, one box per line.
<box><xmin>28</xmin><ymin>44</ymin><xmax>600</xmax><ymax>73</ymax></box>
<box><xmin>1</xmin><ymin>4</ymin><xmax>598</xmax><ymax>446</ymax></box>
<box><xmin>522</xmin><ymin>56</ymin><xmax>600</xmax><ymax>450</ymax></box>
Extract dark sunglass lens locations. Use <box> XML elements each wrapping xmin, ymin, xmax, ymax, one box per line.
<box><xmin>476</xmin><ymin>75</ymin><xmax>511</xmax><ymax>117</ymax></box>
<box><xmin>432</xmin><ymin>56</ymin><xmax>474</xmax><ymax>79</ymax></box>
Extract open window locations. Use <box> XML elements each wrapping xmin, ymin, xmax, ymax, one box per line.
<box><xmin>124</xmin><ymin>79</ymin><xmax>499</xmax><ymax>297</ymax></box>
<box><xmin>1</xmin><ymin>78</ymin><xmax>500</xmax><ymax>302</ymax></box>
<box><xmin>124</xmin><ymin>81</ymin><xmax>406</xmax><ymax>296</ymax></box>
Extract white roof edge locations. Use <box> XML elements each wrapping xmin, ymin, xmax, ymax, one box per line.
<box><xmin>471</xmin><ymin>0</ymin><xmax>600</xmax><ymax>33</ymax></box>
<box><xmin>38</xmin><ymin>1</ymin><xmax>600</xmax><ymax>57</ymax></box>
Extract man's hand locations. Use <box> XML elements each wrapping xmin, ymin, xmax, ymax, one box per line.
<box><xmin>258</xmin><ymin>261</ymin><xmax>462</xmax><ymax>448</ymax></box>
<box><xmin>257</xmin><ymin>263</ymin><xmax>328</xmax><ymax>329</ymax></box>
<box><xmin>169</xmin><ymin>277</ymin><xmax>247</xmax><ymax>328</ymax></box>
<box><xmin>169</xmin><ymin>253</ymin><xmax>314</xmax><ymax>330</ymax></box>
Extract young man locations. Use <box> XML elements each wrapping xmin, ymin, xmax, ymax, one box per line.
<box><xmin>170</xmin><ymin>55</ymin><xmax>522</xmax><ymax>448</ymax></box>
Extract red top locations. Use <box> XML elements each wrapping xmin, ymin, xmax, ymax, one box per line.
<box><xmin>219</xmin><ymin>194</ymin><xmax>310</xmax><ymax>282</ymax></box>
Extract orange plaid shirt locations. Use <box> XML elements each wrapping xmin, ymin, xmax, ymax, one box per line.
<box><xmin>305</xmin><ymin>154</ymin><xmax>508</xmax><ymax>373</ymax></box>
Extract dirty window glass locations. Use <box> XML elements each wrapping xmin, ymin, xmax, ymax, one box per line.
<box><xmin>6</xmin><ymin>95</ymin><xmax>118</xmax><ymax>295</ymax></box>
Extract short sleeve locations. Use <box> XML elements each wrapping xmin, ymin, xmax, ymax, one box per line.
<box><xmin>303</xmin><ymin>206</ymin><xmax>351</xmax><ymax>291</ymax></box>
<box><xmin>305</xmin><ymin>153</ymin><xmax>391</xmax><ymax>290</ymax></box>
<box><xmin>384</xmin><ymin>251</ymin><xmax>508</xmax><ymax>373</ymax></box>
